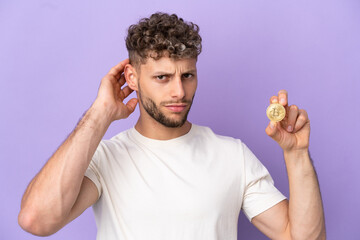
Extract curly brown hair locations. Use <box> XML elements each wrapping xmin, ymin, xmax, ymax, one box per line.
<box><xmin>125</xmin><ymin>12</ymin><xmax>202</xmax><ymax>68</ymax></box>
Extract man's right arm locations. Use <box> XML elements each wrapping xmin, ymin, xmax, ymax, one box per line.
<box><xmin>18</xmin><ymin>59</ymin><xmax>138</xmax><ymax>236</ymax></box>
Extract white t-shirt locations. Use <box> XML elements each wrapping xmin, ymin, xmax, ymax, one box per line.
<box><xmin>85</xmin><ymin>124</ymin><xmax>286</xmax><ymax>240</ymax></box>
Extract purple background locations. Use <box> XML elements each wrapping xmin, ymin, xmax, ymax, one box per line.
<box><xmin>1</xmin><ymin>0</ymin><xmax>359</xmax><ymax>239</ymax></box>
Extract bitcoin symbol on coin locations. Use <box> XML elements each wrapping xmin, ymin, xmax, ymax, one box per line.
<box><xmin>270</xmin><ymin>107</ymin><xmax>279</xmax><ymax>117</ymax></box>
<box><xmin>266</xmin><ymin>103</ymin><xmax>286</xmax><ymax>122</ymax></box>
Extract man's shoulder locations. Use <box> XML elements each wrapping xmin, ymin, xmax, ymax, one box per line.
<box><xmin>109</xmin><ymin>128</ymin><xmax>132</xmax><ymax>141</ymax></box>
<box><xmin>96</xmin><ymin>128</ymin><xmax>132</xmax><ymax>150</ymax></box>
<box><xmin>193</xmin><ymin>124</ymin><xmax>243</xmax><ymax>145</ymax></box>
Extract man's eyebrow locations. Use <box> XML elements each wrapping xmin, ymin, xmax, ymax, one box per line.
<box><xmin>152</xmin><ymin>69</ymin><xmax>197</xmax><ymax>75</ymax></box>
<box><xmin>185</xmin><ymin>69</ymin><xmax>197</xmax><ymax>74</ymax></box>
<box><xmin>153</xmin><ymin>71</ymin><xmax>173</xmax><ymax>75</ymax></box>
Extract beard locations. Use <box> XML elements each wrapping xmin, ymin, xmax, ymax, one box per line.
<box><xmin>138</xmin><ymin>85</ymin><xmax>194</xmax><ymax>128</ymax></box>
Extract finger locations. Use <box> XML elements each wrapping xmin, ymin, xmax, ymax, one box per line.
<box><xmin>122</xmin><ymin>86</ymin><xmax>134</xmax><ymax>99</ymax></box>
<box><xmin>108</xmin><ymin>59</ymin><xmax>130</xmax><ymax>79</ymax></box>
<box><xmin>285</xmin><ymin>105</ymin><xmax>299</xmax><ymax>132</ymax></box>
<box><xmin>125</xmin><ymin>98</ymin><xmax>138</xmax><ymax>115</ymax></box>
<box><xmin>118</xmin><ymin>87</ymin><xmax>125</xmax><ymax>101</ymax></box>
<box><xmin>278</xmin><ymin>89</ymin><xmax>288</xmax><ymax>107</ymax></box>
<box><xmin>118</xmin><ymin>74</ymin><xmax>126</xmax><ymax>86</ymax></box>
<box><xmin>270</xmin><ymin>96</ymin><xmax>279</xmax><ymax>104</ymax></box>
<box><xmin>294</xmin><ymin>109</ymin><xmax>309</xmax><ymax>132</ymax></box>
<box><xmin>265</xmin><ymin>121</ymin><xmax>282</xmax><ymax>143</ymax></box>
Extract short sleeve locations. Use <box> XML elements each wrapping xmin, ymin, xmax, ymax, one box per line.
<box><xmin>84</xmin><ymin>143</ymin><xmax>103</xmax><ymax>199</ymax></box>
<box><xmin>241</xmin><ymin>142</ymin><xmax>287</xmax><ymax>221</ymax></box>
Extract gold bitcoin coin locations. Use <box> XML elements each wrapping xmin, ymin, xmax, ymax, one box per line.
<box><xmin>266</xmin><ymin>103</ymin><xmax>286</xmax><ymax>122</ymax></box>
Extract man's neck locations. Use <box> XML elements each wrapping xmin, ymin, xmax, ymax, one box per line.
<box><xmin>134</xmin><ymin>116</ymin><xmax>192</xmax><ymax>140</ymax></box>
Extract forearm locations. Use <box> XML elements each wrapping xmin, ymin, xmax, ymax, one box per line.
<box><xmin>284</xmin><ymin>150</ymin><xmax>326</xmax><ymax>240</ymax></box>
<box><xmin>20</xmin><ymin>102</ymin><xmax>112</xmax><ymax>226</ymax></box>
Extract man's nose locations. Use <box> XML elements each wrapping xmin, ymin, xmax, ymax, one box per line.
<box><xmin>170</xmin><ymin>77</ymin><xmax>185</xmax><ymax>100</ymax></box>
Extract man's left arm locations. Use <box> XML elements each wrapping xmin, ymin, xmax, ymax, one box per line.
<box><xmin>251</xmin><ymin>90</ymin><xmax>326</xmax><ymax>240</ymax></box>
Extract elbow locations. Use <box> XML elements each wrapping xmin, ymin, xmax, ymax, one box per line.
<box><xmin>290</xmin><ymin>233</ymin><xmax>326</xmax><ymax>240</ymax></box>
<box><xmin>286</xmin><ymin>219</ymin><xmax>326</xmax><ymax>240</ymax></box>
<box><xmin>312</xmin><ymin>227</ymin><xmax>326</xmax><ymax>240</ymax></box>
<box><xmin>18</xmin><ymin>209</ymin><xmax>60</xmax><ymax>236</ymax></box>
<box><xmin>290</xmin><ymin>226</ymin><xmax>326</xmax><ymax>240</ymax></box>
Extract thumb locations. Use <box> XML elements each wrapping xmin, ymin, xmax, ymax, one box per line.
<box><xmin>125</xmin><ymin>98</ymin><xmax>138</xmax><ymax>114</ymax></box>
<box><xmin>265</xmin><ymin>121</ymin><xmax>282</xmax><ymax>143</ymax></box>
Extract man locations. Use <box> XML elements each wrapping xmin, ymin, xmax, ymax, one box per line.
<box><xmin>18</xmin><ymin>13</ymin><xmax>326</xmax><ymax>239</ymax></box>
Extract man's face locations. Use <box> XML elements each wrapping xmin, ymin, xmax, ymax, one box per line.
<box><xmin>136</xmin><ymin>56</ymin><xmax>198</xmax><ymax>128</ymax></box>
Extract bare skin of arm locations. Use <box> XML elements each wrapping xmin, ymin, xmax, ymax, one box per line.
<box><xmin>18</xmin><ymin>59</ymin><xmax>138</xmax><ymax>236</ymax></box>
<box><xmin>251</xmin><ymin>90</ymin><xmax>326</xmax><ymax>240</ymax></box>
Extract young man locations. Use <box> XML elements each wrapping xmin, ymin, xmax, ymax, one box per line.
<box><xmin>18</xmin><ymin>13</ymin><xmax>326</xmax><ymax>239</ymax></box>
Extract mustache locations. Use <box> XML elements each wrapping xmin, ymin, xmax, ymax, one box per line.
<box><xmin>160</xmin><ymin>99</ymin><xmax>192</xmax><ymax>105</ymax></box>
<box><xmin>160</xmin><ymin>94</ymin><xmax>196</xmax><ymax>106</ymax></box>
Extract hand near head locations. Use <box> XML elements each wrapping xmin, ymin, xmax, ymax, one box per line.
<box><xmin>93</xmin><ymin>59</ymin><xmax>138</xmax><ymax>122</ymax></box>
<box><xmin>265</xmin><ymin>90</ymin><xmax>310</xmax><ymax>153</ymax></box>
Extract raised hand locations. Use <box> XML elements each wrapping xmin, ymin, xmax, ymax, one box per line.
<box><xmin>93</xmin><ymin>59</ymin><xmax>138</xmax><ymax>122</ymax></box>
<box><xmin>265</xmin><ymin>90</ymin><xmax>310</xmax><ymax>153</ymax></box>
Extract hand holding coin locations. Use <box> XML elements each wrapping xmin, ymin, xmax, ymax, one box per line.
<box><xmin>265</xmin><ymin>90</ymin><xmax>310</xmax><ymax>153</ymax></box>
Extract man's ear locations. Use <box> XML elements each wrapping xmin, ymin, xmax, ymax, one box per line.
<box><xmin>124</xmin><ymin>64</ymin><xmax>139</xmax><ymax>91</ymax></box>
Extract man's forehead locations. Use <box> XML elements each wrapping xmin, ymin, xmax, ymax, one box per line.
<box><xmin>140</xmin><ymin>56</ymin><xmax>197</xmax><ymax>73</ymax></box>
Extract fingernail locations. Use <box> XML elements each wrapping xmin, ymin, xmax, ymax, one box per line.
<box><xmin>272</xmin><ymin>99</ymin><xmax>278</xmax><ymax>103</ymax></box>
<box><xmin>280</xmin><ymin>98</ymin><xmax>286</xmax><ymax>104</ymax></box>
<box><xmin>287</xmin><ymin>125</ymin><xmax>292</xmax><ymax>132</ymax></box>
<box><xmin>270</xmin><ymin>122</ymin><xmax>276</xmax><ymax>129</ymax></box>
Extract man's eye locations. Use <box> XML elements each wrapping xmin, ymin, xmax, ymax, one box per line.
<box><xmin>182</xmin><ymin>73</ymin><xmax>193</xmax><ymax>79</ymax></box>
<box><xmin>156</xmin><ymin>75</ymin><xmax>166</xmax><ymax>80</ymax></box>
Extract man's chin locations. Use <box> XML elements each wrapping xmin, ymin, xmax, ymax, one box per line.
<box><xmin>161</xmin><ymin>121</ymin><xmax>187</xmax><ymax>128</ymax></box>
<box><xmin>158</xmin><ymin>114</ymin><xmax>188</xmax><ymax>128</ymax></box>
<box><xmin>163</xmin><ymin>119</ymin><xmax>187</xmax><ymax>128</ymax></box>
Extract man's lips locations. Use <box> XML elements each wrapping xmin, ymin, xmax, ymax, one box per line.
<box><xmin>164</xmin><ymin>104</ymin><xmax>187</xmax><ymax>112</ymax></box>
